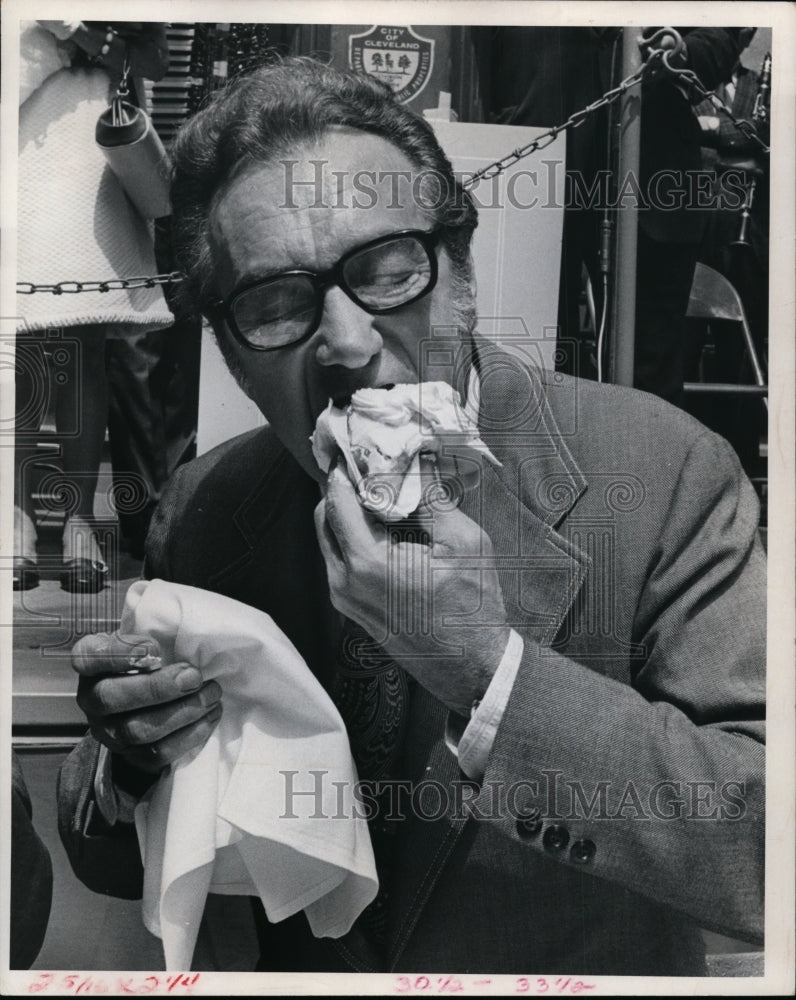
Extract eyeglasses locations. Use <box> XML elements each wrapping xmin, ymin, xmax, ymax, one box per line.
<box><xmin>210</xmin><ymin>228</ymin><xmax>441</xmax><ymax>351</ymax></box>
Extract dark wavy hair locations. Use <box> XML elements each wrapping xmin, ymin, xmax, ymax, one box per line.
<box><xmin>169</xmin><ymin>55</ymin><xmax>479</xmax><ymax>312</ymax></box>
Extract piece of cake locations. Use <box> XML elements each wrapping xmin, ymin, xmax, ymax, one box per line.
<box><xmin>311</xmin><ymin>382</ymin><xmax>499</xmax><ymax>520</ymax></box>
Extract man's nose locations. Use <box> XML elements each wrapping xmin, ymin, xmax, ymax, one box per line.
<box><xmin>313</xmin><ymin>286</ymin><xmax>383</xmax><ymax>368</ymax></box>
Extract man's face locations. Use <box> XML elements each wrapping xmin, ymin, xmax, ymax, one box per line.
<box><xmin>207</xmin><ymin>130</ymin><xmax>471</xmax><ymax>480</ymax></box>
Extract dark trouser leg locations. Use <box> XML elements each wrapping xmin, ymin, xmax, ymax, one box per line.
<box><xmin>633</xmin><ymin>229</ymin><xmax>699</xmax><ymax>408</ymax></box>
<box><xmin>106</xmin><ymin>330</ymin><xmax>169</xmax><ymax>552</ymax></box>
<box><xmin>161</xmin><ymin>313</ymin><xmax>202</xmax><ymax>473</ymax></box>
<box><xmin>106</xmin><ymin>313</ymin><xmax>202</xmax><ymax>555</ymax></box>
<box><xmin>556</xmin><ymin>205</ymin><xmax>601</xmax><ymax>379</ymax></box>
<box><xmin>14</xmin><ymin>335</ymin><xmax>48</xmax><ymax>559</ymax></box>
<box><xmin>57</xmin><ymin>324</ymin><xmax>108</xmax><ymax>525</ymax></box>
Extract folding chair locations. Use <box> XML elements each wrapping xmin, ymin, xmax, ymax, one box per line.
<box><xmin>684</xmin><ymin>261</ymin><xmax>768</xmax><ymax>411</ymax></box>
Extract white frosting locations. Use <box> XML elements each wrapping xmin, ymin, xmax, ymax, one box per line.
<box><xmin>311</xmin><ymin>382</ymin><xmax>499</xmax><ymax>520</ymax></box>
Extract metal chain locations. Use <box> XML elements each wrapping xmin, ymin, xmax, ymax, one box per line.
<box><xmin>17</xmin><ymin>31</ymin><xmax>769</xmax><ymax>294</ymax></box>
<box><xmin>671</xmin><ymin>68</ymin><xmax>770</xmax><ymax>154</ymax></box>
<box><xmin>16</xmin><ymin>272</ymin><xmax>184</xmax><ymax>295</ymax></box>
<box><xmin>462</xmin><ymin>64</ymin><xmax>648</xmax><ymax>189</ymax></box>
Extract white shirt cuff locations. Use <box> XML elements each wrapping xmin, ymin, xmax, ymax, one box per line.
<box><xmin>444</xmin><ymin>629</ymin><xmax>524</xmax><ymax>781</ymax></box>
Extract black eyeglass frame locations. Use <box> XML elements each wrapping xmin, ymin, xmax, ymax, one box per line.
<box><xmin>208</xmin><ymin>227</ymin><xmax>443</xmax><ymax>352</ymax></box>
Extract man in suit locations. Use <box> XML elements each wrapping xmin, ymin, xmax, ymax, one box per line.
<box><xmin>476</xmin><ymin>26</ymin><xmax>748</xmax><ymax>405</ymax></box>
<box><xmin>634</xmin><ymin>26</ymin><xmax>747</xmax><ymax>405</ymax></box>
<box><xmin>57</xmin><ymin>57</ymin><xmax>765</xmax><ymax>975</ymax></box>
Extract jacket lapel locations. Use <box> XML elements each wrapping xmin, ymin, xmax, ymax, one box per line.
<box><xmin>385</xmin><ymin>349</ymin><xmax>592</xmax><ymax>967</ymax></box>
<box><xmin>473</xmin><ymin>349</ymin><xmax>592</xmax><ymax>646</ymax></box>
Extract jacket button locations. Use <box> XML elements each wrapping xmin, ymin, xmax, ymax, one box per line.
<box><xmin>516</xmin><ymin>807</ymin><xmax>542</xmax><ymax>838</ymax></box>
<box><xmin>543</xmin><ymin>824</ymin><xmax>570</xmax><ymax>852</ymax></box>
<box><xmin>570</xmin><ymin>838</ymin><xmax>596</xmax><ymax>864</ymax></box>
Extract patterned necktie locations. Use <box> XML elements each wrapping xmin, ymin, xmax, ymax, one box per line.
<box><xmin>333</xmin><ymin>618</ymin><xmax>411</xmax><ymax>952</ymax></box>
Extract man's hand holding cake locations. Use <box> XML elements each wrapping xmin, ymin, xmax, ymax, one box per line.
<box><xmin>312</xmin><ymin>382</ymin><xmax>511</xmax><ymax>718</ymax></box>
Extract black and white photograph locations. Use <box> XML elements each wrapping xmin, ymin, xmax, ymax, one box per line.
<box><xmin>2</xmin><ymin>1</ymin><xmax>793</xmax><ymax>995</ymax></box>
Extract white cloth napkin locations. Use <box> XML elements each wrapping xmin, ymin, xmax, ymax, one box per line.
<box><xmin>120</xmin><ymin>579</ymin><xmax>378</xmax><ymax>971</ymax></box>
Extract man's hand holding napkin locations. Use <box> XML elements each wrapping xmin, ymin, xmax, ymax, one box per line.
<box><xmin>72</xmin><ymin>579</ymin><xmax>377</xmax><ymax>970</ymax></box>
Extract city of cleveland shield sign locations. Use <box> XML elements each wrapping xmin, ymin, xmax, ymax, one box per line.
<box><xmin>349</xmin><ymin>26</ymin><xmax>435</xmax><ymax>104</ymax></box>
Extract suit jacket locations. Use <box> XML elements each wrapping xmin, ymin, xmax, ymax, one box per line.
<box><xmin>58</xmin><ymin>348</ymin><xmax>765</xmax><ymax>975</ymax></box>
